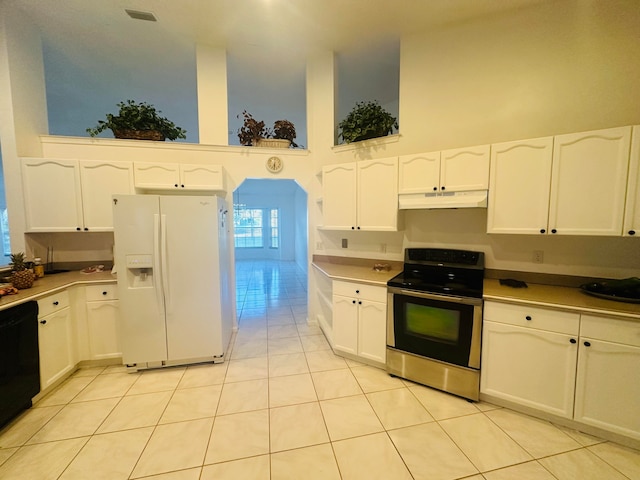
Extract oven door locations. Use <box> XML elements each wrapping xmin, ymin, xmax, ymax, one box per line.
<box><xmin>387</xmin><ymin>287</ymin><xmax>482</xmax><ymax>369</ymax></box>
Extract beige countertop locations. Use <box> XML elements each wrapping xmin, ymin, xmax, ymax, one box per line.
<box><xmin>312</xmin><ymin>257</ymin><xmax>402</xmax><ymax>286</ymax></box>
<box><xmin>484</xmin><ymin>278</ymin><xmax>640</xmax><ymax>320</ymax></box>
<box><xmin>0</xmin><ymin>270</ymin><xmax>116</xmax><ymax>311</ymax></box>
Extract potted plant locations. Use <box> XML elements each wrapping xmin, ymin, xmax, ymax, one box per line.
<box><xmin>237</xmin><ymin>112</ymin><xmax>298</xmax><ymax>148</ymax></box>
<box><xmin>10</xmin><ymin>252</ymin><xmax>35</xmax><ymax>289</ymax></box>
<box><xmin>338</xmin><ymin>100</ymin><xmax>398</xmax><ymax>144</ymax></box>
<box><xmin>86</xmin><ymin>100</ymin><xmax>187</xmax><ymax>141</ymax></box>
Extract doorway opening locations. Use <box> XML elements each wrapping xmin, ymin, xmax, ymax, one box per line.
<box><xmin>233</xmin><ymin>179</ymin><xmax>308</xmax><ymax>325</ymax></box>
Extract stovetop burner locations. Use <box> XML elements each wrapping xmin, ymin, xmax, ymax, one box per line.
<box><xmin>387</xmin><ymin>248</ymin><xmax>485</xmax><ymax>298</ymax></box>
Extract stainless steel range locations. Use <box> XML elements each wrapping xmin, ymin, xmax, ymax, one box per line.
<box><xmin>386</xmin><ymin>248</ymin><xmax>484</xmax><ymax>401</ymax></box>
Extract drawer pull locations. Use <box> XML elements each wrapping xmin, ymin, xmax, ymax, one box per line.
<box><xmin>570</xmin><ymin>338</ymin><xmax>577</xmax><ymax>344</ymax></box>
<box><xmin>352</xmin><ymin>300</ymin><xmax>356</xmax><ymax>304</ymax></box>
<box><xmin>355</xmin><ymin>290</ymin><xmax>360</xmax><ymax>294</ymax></box>
<box><xmin>53</xmin><ymin>301</ymin><xmax>59</xmax><ymax>306</ymax></box>
<box><xmin>525</xmin><ymin>315</ymin><xmax>532</xmax><ymax>321</ymax></box>
<box><xmin>584</xmin><ymin>341</ymin><xmax>591</xmax><ymax>347</ymax></box>
<box><xmin>40</xmin><ymin>319</ymin><xmax>47</xmax><ymax>325</ymax></box>
<box><xmin>102</xmin><ymin>291</ymin><xmax>108</xmax><ymax>295</ymax></box>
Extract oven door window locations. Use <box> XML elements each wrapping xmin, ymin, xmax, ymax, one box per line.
<box><xmin>393</xmin><ymin>293</ymin><xmax>475</xmax><ymax>368</ymax></box>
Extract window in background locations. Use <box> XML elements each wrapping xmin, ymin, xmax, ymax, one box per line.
<box><xmin>233</xmin><ymin>205</ymin><xmax>280</xmax><ymax>250</ymax></box>
<box><xmin>0</xmin><ymin>150</ymin><xmax>10</xmax><ymax>264</ymax></box>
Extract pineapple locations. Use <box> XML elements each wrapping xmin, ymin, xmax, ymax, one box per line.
<box><xmin>10</xmin><ymin>252</ymin><xmax>35</xmax><ymax>289</ymax></box>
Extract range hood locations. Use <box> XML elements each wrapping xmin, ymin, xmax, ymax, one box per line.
<box><xmin>398</xmin><ymin>190</ymin><xmax>488</xmax><ymax>210</ymax></box>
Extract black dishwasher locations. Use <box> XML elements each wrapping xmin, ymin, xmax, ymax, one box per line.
<box><xmin>0</xmin><ymin>301</ymin><xmax>40</xmax><ymax>429</ymax></box>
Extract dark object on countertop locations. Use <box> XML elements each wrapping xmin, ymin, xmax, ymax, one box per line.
<box><xmin>580</xmin><ymin>277</ymin><xmax>640</xmax><ymax>303</ymax></box>
<box><xmin>499</xmin><ymin>278</ymin><xmax>528</xmax><ymax>288</ymax></box>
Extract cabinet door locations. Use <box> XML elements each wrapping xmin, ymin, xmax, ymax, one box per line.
<box><xmin>86</xmin><ymin>300</ymin><xmax>121</xmax><ymax>360</ymax></box>
<box><xmin>332</xmin><ymin>295</ymin><xmax>358</xmax><ymax>355</ymax></box>
<box><xmin>398</xmin><ymin>152</ymin><xmax>440</xmax><ymax>194</ymax></box>
<box><xmin>623</xmin><ymin>125</ymin><xmax>640</xmax><ymax>237</ymax></box>
<box><xmin>574</xmin><ymin>338</ymin><xmax>640</xmax><ymax>440</ymax></box>
<box><xmin>440</xmin><ymin>145</ymin><xmax>490</xmax><ymax>192</ymax></box>
<box><xmin>80</xmin><ymin>160</ymin><xmax>134</xmax><ymax>231</ymax></box>
<box><xmin>357</xmin><ymin>300</ymin><xmax>387</xmax><ymax>364</ymax></box>
<box><xmin>38</xmin><ymin>308</ymin><xmax>74</xmax><ymax>390</ymax></box>
<box><xmin>133</xmin><ymin>162</ymin><xmax>180</xmax><ymax>189</ymax></box>
<box><xmin>550</xmin><ymin>126</ymin><xmax>631</xmax><ymax>235</ymax></box>
<box><xmin>22</xmin><ymin>158</ymin><xmax>83</xmax><ymax>232</ymax></box>
<box><xmin>357</xmin><ymin>157</ymin><xmax>398</xmax><ymax>231</ymax></box>
<box><xmin>322</xmin><ymin>163</ymin><xmax>357</xmax><ymax>230</ymax></box>
<box><xmin>180</xmin><ymin>164</ymin><xmax>225</xmax><ymax>191</ymax></box>
<box><xmin>487</xmin><ymin>137</ymin><xmax>553</xmax><ymax>234</ymax></box>
<box><xmin>480</xmin><ymin>321</ymin><xmax>577</xmax><ymax>418</ymax></box>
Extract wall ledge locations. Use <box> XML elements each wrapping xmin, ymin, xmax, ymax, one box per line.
<box><xmin>331</xmin><ymin>133</ymin><xmax>401</xmax><ymax>154</ymax></box>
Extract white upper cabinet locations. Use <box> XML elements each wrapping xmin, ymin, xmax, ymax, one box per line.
<box><xmin>440</xmin><ymin>145</ymin><xmax>491</xmax><ymax>192</ymax></box>
<box><xmin>357</xmin><ymin>157</ymin><xmax>398</xmax><ymax>231</ymax></box>
<box><xmin>22</xmin><ymin>158</ymin><xmax>83</xmax><ymax>232</ymax></box>
<box><xmin>322</xmin><ymin>157</ymin><xmax>398</xmax><ymax>231</ymax></box>
<box><xmin>133</xmin><ymin>162</ymin><xmax>225</xmax><ymax>191</ymax></box>
<box><xmin>549</xmin><ymin>126</ymin><xmax>631</xmax><ymax>236</ymax></box>
<box><xmin>398</xmin><ymin>146</ymin><xmax>490</xmax><ymax>194</ymax></box>
<box><xmin>79</xmin><ymin>160</ymin><xmax>134</xmax><ymax>230</ymax></box>
<box><xmin>623</xmin><ymin>125</ymin><xmax>640</xmax><ymax>237</ymax></box>
<box><xmin>398</xmin><ymin>151</ymin><xmax>441</xmax><ymax>194</ymax></box>
<box><xmin>322</xmin><ymin>163</ymin><xmax>357</xmax><ymax>230</ymax></box>
<box><xmin>23</xmin><ymin>158</ymin><xmax>133</xmax><ymax>232</ymax></box>
<box><xmin>487</xmin><ymin>137</ymin><xmax>553</xmax><ymax>234</ymax></box>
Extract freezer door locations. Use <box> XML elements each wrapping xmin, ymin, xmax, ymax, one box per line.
<box><xmin>112</xmin><ymin>194</ymin><xmax>167</xmax><ymax>365</ymax></box>
<box><xmin>160</xmin><ymin>195</ymin><xmax>225</xmax><ymax>360</ymax></box>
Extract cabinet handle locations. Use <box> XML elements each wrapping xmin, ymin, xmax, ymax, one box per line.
<box><xmin>53</xmin><ymin>301</ymin><xmax>59</xmax><ymax>306</ymax></box>
<box><xmin>540</xmin><ymin>229</ymin><xmax>546</xmax><ymax>234</ymax></box>
<box><xmin>351</xmin><ymin>226</ymin><xmax>355</xmax><ymax>230</ymax></box>
<box><xmin>358</xmin><ymin>301</ymin><xmax>362</xmax><ymax>304</ymax></box>
<box><xmin>551</xmin><ymin>229</ymin><xmax>557</xmax><ymax>234</ymax></box>
<box><xmin>584</xmin><ymin>341</ymin><xmax>591</xmax><ymax>347</ymax></box>
<box><xmin>629</xmin><ymin>230</ymin><xmax>636</xmax><ymax>236</ymax></box>
<box><xmin>441</xmin><ymin>186</ymin><xmax>446</xmax><ymax>191</ymax></box>
<box><xmin>174</xmin><ymin>184</ymin><xmax>179</xmax><ymax>188</ymax></box>
<box><xmin>355</xmin><ymin>290</ymin><xmax>360</xmax><ymax>294</ymax></box>
<box><xmin>433</xmin><ymin>186</ymin><xmax>437</xmax><ymax>191</ymax></box>
<box><xmin>84</xmin><ymin>227</ymin><xmax>89</xmax><ymax>231</ymax></box>
<box><xmin>102</xmin><ymin>291</ymin><xmax>107</xmax><ymax>295</ymax></box>
<box><xmin>40</xmin><ymin>319</ymin><xmax>46</xmax><ymax>325</ymax></box>
<box><xmin>357</xmin><ymin>226</ymin><xmax>361</xmax><ymax>230</ymax></box>
<box><xmin>570</xmin><ymin>338</ymin><xmax>577</xmax><ymax>344</ymax></box>
<box><xmin>525</xmin><ymin>315</ymin><xmax>532</xmax><ymax>321</ymax></box>
<box><xmin>76</xmin><ymin>227</ymin><xmax>81</xmax><ymax>231</ymax></box>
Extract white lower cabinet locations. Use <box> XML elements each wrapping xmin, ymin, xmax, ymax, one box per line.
<box><xmin>332</xmin><ymin>281</ymin><xmax>387</xmax><ymax>365</ymax></box>
<box><xmin>37</xmin><ymin>291</ymin><xmax>75</xmax><ymax>391</ymax></box>
<box><xmin>85</xmin><ymin>285</ymin><xmax>121</xmax><ymax>360</ymax></box>
<box><xmin>482</xmin><ymin>301</ymin><xmax>640</xmax><ymax>441</ymax></box>
<box><xmin>574</xmin><ymin>315</ymin><xmax>640</xmax><ymax>440</ymax></box>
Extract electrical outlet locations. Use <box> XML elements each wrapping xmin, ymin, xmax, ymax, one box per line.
<box><xmin>316</xmin><ymin>242</ymin><xmax>324</xmax><ymax>250</ymax></box>
<box><xmin>533</xmin><ymin>250</ymin><xmax>544</xmax><ymax>264</ymax></box>
<box><xmin>380</xmin><ymin>243</ymin><xmax>387</xmax><ymax>253</ymax></box>
<box><xmin>341</xmin><ymin>238</ymin><xmax>348</xmax><ymax>248</ymax></box>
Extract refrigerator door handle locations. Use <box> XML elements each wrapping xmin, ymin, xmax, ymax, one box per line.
<box><xmin>160</xmin><ymin>214</ymin><xmax>170</xmax><ymax>310</ymax></box>
<box><xmin>153</xmin><ymin>213</ymin><xmax>164</xmax><ymax>310</ymax></box>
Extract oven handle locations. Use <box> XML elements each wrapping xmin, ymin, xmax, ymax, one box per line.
<box><xmin>387</xmin><ymin>286</ymin><xmax>483</xmax><ymax>306</ymax></box>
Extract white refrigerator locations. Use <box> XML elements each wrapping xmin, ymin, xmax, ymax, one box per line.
<box><xmin>112</xmin><ymin>194</ymin><xmax>233</xmax><ymax>370</ymax></box>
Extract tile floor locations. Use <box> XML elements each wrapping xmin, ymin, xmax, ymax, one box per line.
<box><xmin>1</xmin><ymin>260</ymin><xmax>639</xmax><ymax>479</ymax></box>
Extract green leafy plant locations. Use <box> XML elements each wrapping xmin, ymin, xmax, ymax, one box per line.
<box><xmin>338</xmin><ymin>100</ymin><xmax>398</xmax><ymax>144</ymax></box>
<box><xmin>237</xmin><ymin>112</ymin><xmax>299</xmax><ymax>148</ymax></box>
<box><xmin>86</xmin><ymin>100</ymin><xmax>187</xmax><ymax>141</ymax></box>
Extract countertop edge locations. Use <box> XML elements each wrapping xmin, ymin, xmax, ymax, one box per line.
<box><xmin>312</xmin><ymin>261</ymin><xmax>400</xmax><ymax>286</ymax></box>
<box><xmin>0</xmin><ymin>272</ymin><xmax>117</xmax><ymax>311</ymax></box>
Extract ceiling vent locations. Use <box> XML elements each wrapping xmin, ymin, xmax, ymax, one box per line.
<box><xmin>125</xmin><ymin>9</ymin><xmax>157</xmax><ymax>22</ymax></box>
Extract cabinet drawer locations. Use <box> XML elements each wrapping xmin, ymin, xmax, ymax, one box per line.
<box><xmin>581</xmin><ymin>315</ymin><xmax>640</xmax><ymax>347</ymax></box>
<box><xmin>37</xmin><ymin>290</ymin><xmax>70</xmax><ymax>317</ymax></box>
<box><xmin>333</xmin><ymin>280</ymin><xmax>387</xmax><ymax>302</ymax></box>
<box><xmin>86</xmin><ymin>284</ymin><xmax>118</xmax><ymax>301</ymax></box>
<box><xmin>484</xmin><ymin>301</ymin><xmax>579</xmax><ymax>335</ymax></box>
